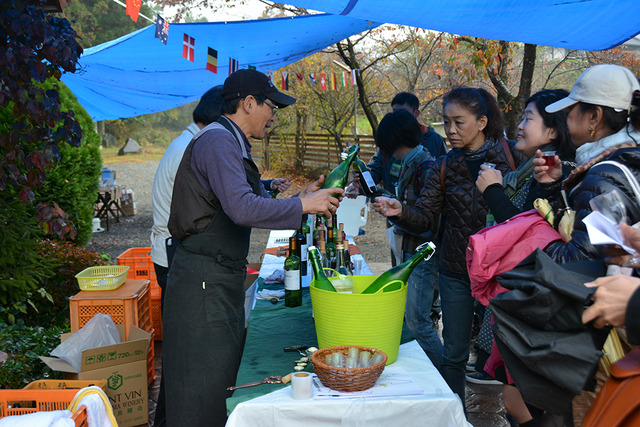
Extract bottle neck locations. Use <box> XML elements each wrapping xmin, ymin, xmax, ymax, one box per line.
<box><xmin>289</xmin><ymin>237</ymin><xmax>298</xmax><ymax>254</ymax></box>
<box><xmin>309</xmin><ymin>250</ymin><xmax>326</xmax><ymax>278</ymax></box>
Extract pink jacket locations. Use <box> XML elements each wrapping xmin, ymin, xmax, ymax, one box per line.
<box><xmin>467</xmin><ymin>209</ymin><xmax>561</xmax><ymax>306</ymax></box>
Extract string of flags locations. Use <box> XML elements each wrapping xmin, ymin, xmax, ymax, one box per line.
<box><xmin>152</xmin><ymin>13</ymin><xmax>360</xmax><ymax>86</ymax></box>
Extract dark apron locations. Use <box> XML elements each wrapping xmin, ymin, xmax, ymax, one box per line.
<box><xmin>163</xmin><ymin>126</ymin><xmax>262</xmax><ymax>427</ymax></box>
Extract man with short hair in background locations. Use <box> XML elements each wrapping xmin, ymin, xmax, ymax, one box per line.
<box><xmin>366</xmin><ymin>92</ymin><xmax>447</xmax><ymax>197</ymax></box>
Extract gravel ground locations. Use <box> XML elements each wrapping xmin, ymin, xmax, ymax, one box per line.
<box><xmin>87</xmin><ymin>159</ymin><xmax>392</xmax><ymax>271</ymax></box>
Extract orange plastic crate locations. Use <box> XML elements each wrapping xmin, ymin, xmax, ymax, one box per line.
<box><xmin>0</xmin><ymin>380</ymin><xmax>107</xmax><ymax>419</ymax></box>
<box><xmin>69</xmin><ymin>279</ymin><xmax>155</xmax><ymax>385</ymax></box>
<box><xmin>117</xmin><ymin>247</ymin><xmax>158</xmax><ymax>284</ymax></box>
<box><xmin>150</xmin><ymin>286</ymin><xmax>163</xmax><ymax>341</ymax></box>
<box><xmin>72</xmin><ymin>406</ymin><xmax>88</xmax><ymax>427</ymax></box>
<box><xmin>23</xmin><ymin>380</ymin><xmax>107</xmax><ymax>391</ymax></box>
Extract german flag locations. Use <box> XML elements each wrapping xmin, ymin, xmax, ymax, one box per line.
<box><xmin>329</xmin><ymin>73</ymin><xmax>337</xmax><ymax>90</ymax></box>
<box><xmin>206</xmin><ymin>47</ymin><xmax>217</xmax><ymax>73</ymax></box>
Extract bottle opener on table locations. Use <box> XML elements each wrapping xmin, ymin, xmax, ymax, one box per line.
<box><xmin>227</xmin><ymin>374</ymin><xmax>291</xmax><ymax>391</ymax></box>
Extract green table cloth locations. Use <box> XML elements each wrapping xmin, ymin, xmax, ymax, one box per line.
<box><xmin>227</xmin><ymin>279</ymin><xmax>414</xmax><ymax>414</ymax></box>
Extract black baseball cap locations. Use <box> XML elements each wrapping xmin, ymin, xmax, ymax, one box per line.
<box><xmin>222</xmin><ymin>69</ymin><xmax>296</xmax><ymax>108</ymax></box>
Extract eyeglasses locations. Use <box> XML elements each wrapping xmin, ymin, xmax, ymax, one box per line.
<box><xmin>263</xmin><ymin>99</ymin><xmax>279</xmax><ymax>116</ymax></box>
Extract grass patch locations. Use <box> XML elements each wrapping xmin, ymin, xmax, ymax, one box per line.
<box><xmin>101</xmin><ymin>146</ymin><xmax>166</xmax><ymax>164</ymax></box>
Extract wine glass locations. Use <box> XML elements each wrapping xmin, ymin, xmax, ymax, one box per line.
<box><xmin>589</xmin><ymin>189</ymin><xmax>628</xmax><ymax>225</ymax></box>
<box><xmin>589</xmin><ymin>189</ymin><xmax>640</xmax><ymax>268</ymax></box>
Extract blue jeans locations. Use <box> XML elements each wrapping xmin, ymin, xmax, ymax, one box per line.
<box><xmin>403</xmin><ymin>250</ymin><xmax>442</xmax><ymax>370</ymax></box>
<box><xmin>439</xmin><ymin>267</ymin><xmax>476</xmax><ymax>406</ymax></box>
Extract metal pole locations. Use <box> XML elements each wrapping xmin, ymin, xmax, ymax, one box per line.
<box><xmin>353</xmin><ymin>83</ymin><xmax>357</xmax><ymax>143</ymax></box>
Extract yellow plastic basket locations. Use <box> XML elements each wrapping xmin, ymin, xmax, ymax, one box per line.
<box><xmin>75</xmin><ymin>265</ymin><xmax>129</xmax><ymax>291</ymax></box>
<box><xmin>310</xmin><ymin>275</ymin><xmax>407</xmax><ymax>364</ymax></box>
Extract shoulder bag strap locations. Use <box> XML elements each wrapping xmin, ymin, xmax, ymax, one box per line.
<box><xmin>595</xmin><ymin>160</ymin><xmax>640</xmax><ymax>202</ymax></box>
<box><xmin>500</xmin><ymin>137</ymin><xmax>517</xmax><ymax>171</ymax></box>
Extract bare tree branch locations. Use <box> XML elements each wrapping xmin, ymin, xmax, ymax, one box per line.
<box><xmin>541</xmin><ymin>50</ymin><xmax>578</xmax><ymax>89</ymax></box>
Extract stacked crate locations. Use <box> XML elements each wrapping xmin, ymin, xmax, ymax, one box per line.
<box><xmin>0</xmin><ymin>380</ymin><xmax>107</xmax><ymax>421</ymax></box>
<box><xmin>69</xmin><ymin>279</ymin><xmax>155</xmax><ymax>385</ymax></box>
<box><xmin>117</xmin><ymin>248</ymin><xmax>162</xmax><ymax>340</ymax></box>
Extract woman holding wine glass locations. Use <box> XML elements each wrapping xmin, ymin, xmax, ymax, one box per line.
<box><xmin>374</xmin><ymin>87</ymin><xmax>526</xmax><ymax>408</ymax></box>
<box><xmin>534</xmin><ymin>64</ymin><xmax>640</xmax><ymax>263</ymax></box>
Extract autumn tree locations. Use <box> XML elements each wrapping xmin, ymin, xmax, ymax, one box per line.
<box><xmin>368</xmin><ymin>28</ymin><xmax>457</xmax><ymax>122</ymax></box>
<box><xmin>63</xmin><ymin>0</ymin><xmax>155</xmax><ymax>49</ymax></box>
<box><xmin>446</xmin><ymin>38</ymin><xmax>537</xmax><ymax>137</ymax></box>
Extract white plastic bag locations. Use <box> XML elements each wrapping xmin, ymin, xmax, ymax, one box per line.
<box><xmin>51</xmin><ymin>313</ymin><xmax>120</xmax><ymax>372</ymax></box>
<box><xmin>385</xmin><ymin>226</ymin><xmax>403</xmax><ymax>266</ymax></box>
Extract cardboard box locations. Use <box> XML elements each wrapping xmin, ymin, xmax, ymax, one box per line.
<box><xmin>40</xmin><ymin>325</ymin><xmax>151</xmax><ymax>427</ymax></box>
<box><xmin>121</xmin><ymin>188</ymin><xmax>136</xmax><ymax>216</ymax></box>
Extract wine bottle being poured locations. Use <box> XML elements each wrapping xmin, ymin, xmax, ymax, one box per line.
<box><xmin>322</xmin><ymin>145</ymin><xmax>360</xmax><ymax>196</ymax></box>
<box><xmin>361</xmin><ymin>241</ymin><xmax>436</xmax><ymax>294</ymax></box>
<box><xmin>308</xmin><ymin>246</ymin><xmax>337</xmax><ymax>292</ymax></box>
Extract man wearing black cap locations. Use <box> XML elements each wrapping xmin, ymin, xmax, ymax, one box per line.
<box><xmin>161</xmin><ymin>69</ymin><xmax>342</xmax><ymax>426</ymax></box>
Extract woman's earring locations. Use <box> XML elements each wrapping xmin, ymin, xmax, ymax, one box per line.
<box><xmin>589</xmin><ymin>125</ymin><xmax>596</xmax><ymax>138</ymax></box>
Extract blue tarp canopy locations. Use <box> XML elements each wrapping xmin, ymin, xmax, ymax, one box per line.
<box><xmin>61</xmin><ymin>14</ymin><xmax>378</xmax><ymax>121</ymax></box>
<box><xmin>281</xmin><ymin>0</ymin><xmax>640</xmax><ymax>51</ymax></box>
<box><xmin>63</xmin><ymin>1</ymin><xmax>640</xmax><ymax>121</ymax></box>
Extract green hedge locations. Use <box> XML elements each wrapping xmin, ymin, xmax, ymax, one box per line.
<box><xmin>37</xmin><ymin>78</ymin><xmax>102</xmax><ymax>245</ymax></box>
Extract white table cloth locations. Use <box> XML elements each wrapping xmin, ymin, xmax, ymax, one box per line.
<box><xmin>226</xmin><ymin>340</ymin><xmax>469</xmax><ymax>427</ymax></box>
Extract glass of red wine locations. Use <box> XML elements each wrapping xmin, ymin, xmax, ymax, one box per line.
<box><xmin>541</xmin><ymin>151</ymin><xmax>556</xmax><ymax>167</ymax></box>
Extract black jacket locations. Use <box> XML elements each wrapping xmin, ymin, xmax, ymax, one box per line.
<box><xmin>543</xmin><ymin>147</ymin><xmax>640</xmax><ymax>263</ymax></box>
<box><xmin>394</xmin><ymin>138</ymin><xmax>526</xmax><ymax>274</ymax></box>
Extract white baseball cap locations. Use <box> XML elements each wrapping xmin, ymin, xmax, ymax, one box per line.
<box><xmin>546</xmin><ymin>64</ymin><xmax>640</xmax><ymax>113</ymax></box>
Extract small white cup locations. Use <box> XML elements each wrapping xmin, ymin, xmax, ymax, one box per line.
<box><xmin>291</xmin><ymin>372</ymin><xmax>313</xmax><ymax>400</ymax></box>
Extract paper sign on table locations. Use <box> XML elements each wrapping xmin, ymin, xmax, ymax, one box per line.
<box><xmin>312</xmin><ymin>366</ymin><xmax>424</xmax><ymax>399</ymax></box>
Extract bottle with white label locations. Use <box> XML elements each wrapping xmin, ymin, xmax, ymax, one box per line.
<box><xmin>353</xmin><ymin>156</ymin><xmax>378</xmax><ymax>198</ymax></box>
<box><xmin>284</xmin><ymin>236</ymin><xmax>302</xmax><ymax>307</ymax></box>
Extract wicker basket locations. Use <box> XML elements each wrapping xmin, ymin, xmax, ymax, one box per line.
<box><xmin>75</xmin><ymin>265</ymin><xmax>129</xmax><ymax>291</ymax></box>
<box><xmin>311</xmin><ymin>345</ymin><xmax>387</xmax><ymax>392</ymax></box>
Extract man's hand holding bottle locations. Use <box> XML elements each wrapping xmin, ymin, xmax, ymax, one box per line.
<box><xmin>299</xmin><ymin>175</ymin><xmax>344</xmax><ymax>218</ymax></box>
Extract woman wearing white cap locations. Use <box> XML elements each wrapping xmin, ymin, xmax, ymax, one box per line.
<box><xmin>534</xmin><ymin>64</ymin><xmax>640</xmax><ymax>263</ymax></box>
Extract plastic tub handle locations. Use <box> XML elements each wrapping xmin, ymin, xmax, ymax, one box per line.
<box><xmin>371</xmin><ymin>279</ymin><xmax>405</xmax><ymax>294</ymax></box>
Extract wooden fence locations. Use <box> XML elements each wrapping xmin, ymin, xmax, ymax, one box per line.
<box><xmin>251</xmin><ymin>133</ymin><xmax>377</xmax><ymax>171</ymax></box>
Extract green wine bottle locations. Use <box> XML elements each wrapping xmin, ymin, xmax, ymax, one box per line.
<box><xmin>295</xmin><ymin>226</ymin><xmax>308</xmax><ymax>276</ymax></box>
<box><xmin>361</xmin><ymin>242</ymin><xmax>436</xmax><ymax>294</ymax></box>
<box><xmin>284</xmin><ymin>237</ymin><xmax>302</xmax><ymax>307</ymax></box>
<box><xmin>308</xmin><ymin>246</ymin><xmax>337</xmax><ymax>292</ymax></box>
<box><xmin>353</xmin><ymin>155</ymin><xmax>379</xmax><ymax>198</ymax></box>
<box><xmin>326</xmin><ymin>226</ymin><xmax>336</xmax><ymax>271</ymax></box>
<box><xmin>322</xmin><ymin>144</ymin><xmax>360</xmax><ymax>195</ymax></box>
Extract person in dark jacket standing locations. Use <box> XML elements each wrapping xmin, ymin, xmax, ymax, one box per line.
<box><xmin>162</xmin><ymin>69</ymin><xmax>343</xmax><ymax>427</ymax></box>
<box><xmin>366</xmin><ymin>92</ymin><xmax>447</xmax><ymax>196</ymax></box>
<box><xmin>374</xmin><ymin>110</ymin><xmax>442</xmax><ymax>369</ymax></box>
<box><xmin>476</xmin><ymin>89</ymin><xmax>575</xmax><ymax>222</ymax></box>
<box><xmin>374</xmin><ymin>87</ymin><xmax>526</xmax><ymax>409</ymax></box>
<box><xmin>474</xmin><ymin>89</ymin><xmax>575</xmax><ymax>426</ymax></box>
<box><xmin>534</xmin><ymin>64</ymin><xmax>640</xmax><ymax>264</ymax></box>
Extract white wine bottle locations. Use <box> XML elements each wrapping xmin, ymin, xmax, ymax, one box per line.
<box><xmin>284</xmin><ymin>237</ymin><xmax>302</xmax><ymax>307</ymax></box>
<box><xmin>362</xmin><ymin>242</ymin><xmax>436</xmax><ymax>294</ymax></box>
